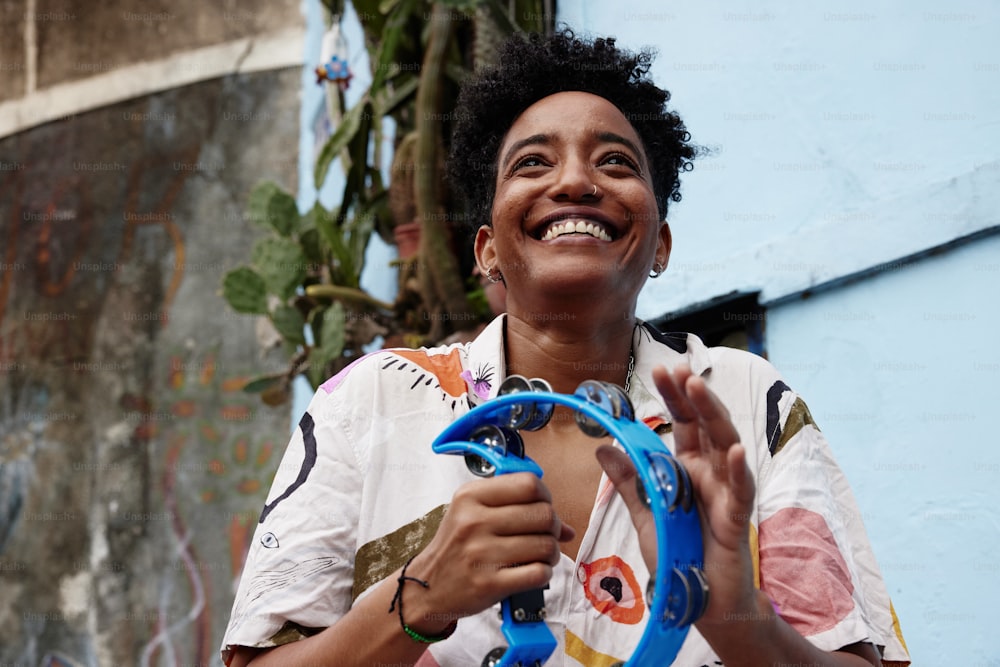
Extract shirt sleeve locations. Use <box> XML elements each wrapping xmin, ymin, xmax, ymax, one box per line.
<box><xmin>220</xmin><ymin>378</ymin><xmax>364</xmax><ymax>663</ymax></box>
<box><xmin>744</xmin><ymin>354</ymin><xmax>909</xmax><ymax>664</ymax></box>
<box><xmin>711</xmin><ymin>348</ymin><xmax>909</xmax><ymax>665</ymax></box>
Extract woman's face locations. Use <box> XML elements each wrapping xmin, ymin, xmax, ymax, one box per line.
<box><xmin>475</xmin><ymin>91</ymin><xmax>670</xmax><ymax>318</ymax></box>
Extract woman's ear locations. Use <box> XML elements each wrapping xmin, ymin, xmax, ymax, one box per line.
<box><xmin>656</xmin><ymin>221</ymin><xmax>672</xmax><ymax>271</ymax></box>
<box><xmin>474</xmin><ymin>224</ymin><xmax>497</xmax><ymax>273</ymax></box>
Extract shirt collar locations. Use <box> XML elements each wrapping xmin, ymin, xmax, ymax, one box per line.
<box><xmin>463</xmin><ymin>314</ymin><xmax>508</xmax><ymax>406</ymax></box>
<box><xmin>464</xmin><ymin>314</ymin><xmax>713</xmax><ymax>420</ymax></box>
<box><xmin>627</xmin><ymin>321</ymin><xmax>713</xmax><ymax>425</ymax></box>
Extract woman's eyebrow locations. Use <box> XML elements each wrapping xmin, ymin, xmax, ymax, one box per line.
<box><xmin>500</xmin><ymin>133</ymin><xmax>551</xmax><ymax>170</ymax></box>
<box><xmin>597</xmin><ymin>131</ymin><xmax>643</xmax><ymax>160</ymax></box>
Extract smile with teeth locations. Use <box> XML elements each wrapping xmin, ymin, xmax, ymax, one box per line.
<box><xmin>541</xmin><ymin>219</ymin><xmax>613</xmax><ymax>242</ymax></box>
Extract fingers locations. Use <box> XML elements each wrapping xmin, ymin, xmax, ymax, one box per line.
<box><xmin>595</xmin><ymin>445</ymin><xmax>646</xmax><ymax>516</ymax></box>
<box><xmin>557</xmin><ymin>519</ymin><xmax>576</xmax><ymax>543</ymax></box>
<box><xmin>419</xmin><ymin>473</ymin><xmax>574</xmax><ymax>619</ymax></box>
<box><xmin>473</xmin><ymin>472</ymin><xmax>553</xmax><ymax>507</ymax></box>
<box><xmin>453</xmin><ymin>473</ymin><xmax>576</xmax><ymax>549</ymax></box>
<box><xmin>652</xmin><ymin>364</ymin><xmax>698</xmax><ymax>424</ymax></box>
<box><xmin>463</xmin><ymin>473</ymin><xmax>574</xmax><ymax>538</ymax></box>
<box><xmin>490</xmin><ymin>501</ymin><xmax>571</xmax><ymax>539</ymax></box>
<box><xmin>454</xmin><ymin>483</ymin><xmax>569</xmax><ymax>587</ymax></box>
<box><xmin>653</xmin><ymin>364</ymin><xmax>740</xmax><ymax>454</ymax></box>
<box><xmin>484</xmin><ymin>533</ymin><xmax>564</xmax><ymax>568</ymax></box>
<box><xmin>726</xmin><ymin>443</ymin><xmax>756</xmax><ymax>509</ymax></box>
<box><xmin>489</xmin><ymin>562</ymin><xmax>556</xmax><ymax>594</ymax></box>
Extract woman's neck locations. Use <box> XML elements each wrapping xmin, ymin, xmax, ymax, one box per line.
<box><xmin>502</xmin><ymin>313</ymin><xmax>637</xmax><ymax>395</ymax></box>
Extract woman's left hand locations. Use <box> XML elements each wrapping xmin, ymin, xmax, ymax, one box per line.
<box><xmin>595</xmin><ymin>363</ymin><xmax>759</xmax><ymax>626</ymax></box>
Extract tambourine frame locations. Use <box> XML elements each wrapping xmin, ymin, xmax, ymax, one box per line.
<box><xmin>432</xmin><ymin>389</ymin><xmax>705</xmax><ymax>667</ymax></box>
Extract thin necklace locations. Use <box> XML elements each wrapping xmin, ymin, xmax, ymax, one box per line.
<box><xmin>623</xmin><ymin>322</ymin><xmax>638</xmax><ymax>392</ymax></box>
<box><xmin>624</xmin><ymin>345</ymin><xmax>635</xmax><ymax>393</ymax></box>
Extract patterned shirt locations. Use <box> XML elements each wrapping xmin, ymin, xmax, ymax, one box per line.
<box><xmin>221</xmin><ymin>315</ymin><xmax>910</xmax><ymax>666</ymax></box>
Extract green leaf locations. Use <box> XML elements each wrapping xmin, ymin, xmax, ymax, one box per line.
<box><xmin>222</xmin><ymin>267</ymin><xmax>268</xmax><ymax>314</ymax></box>
<box><xmin>378</xmin><ymin>74</ymin><xmax>419</xmax><ymax>116</ymax></box>
<box><xmin>306</xmin><ymin>303</ymin><xmax>346</xmax><ymax>387</ymax></box>
<box><xmin>370</xmin><ymin>0</ymin><xmax>416</xmax><ymax>92</ymax></box>
<box><xmin>299</xmin><ymin>227</ymin><xmax>324</xmax><ymax>264</ymax></box>
<box><xmin>378</xmin><ymin>0</ymin><xmax>401</xmax><ymax>13</ymax></box>
<box><xmin>318</xmin><ymin>92</ymin><xmax>373</xmax><ymax>287</ymax></box>
<box><xmin>248</xmin><ymin>181</ymin><xmax>299</xmax><ymax>236</ymax></box>
<box><xmin>319</xmin><ymin>301</ymin><xmax>347</xmax><ymax>363</ymax></box>
<box><xmin>297</xmin><ymin>204</ymin><xmax>316</xmax><ymax>232</ymax></box>
<box><xmin>251</xmin><ymin>237</ymin><xmax>309</xmax><ymax>300</ymax></box>
<box><xmin>306</xmin><ymin>354</ymin><xmax>327</xmax><ymax>389</ymax></box>
<box><xmin>313</xmin><ymin>204</ymin><xmax>357</xmax><ymax>287</ymax></box>
<box><xmin>242</xmin><ymin>373</ymin><xmax>286</xmax><ymax>394</ymax></box>
<box><xmin>349</xmin><ymin>189</ymin><xmax>385</xmax><ymax>275</ymax></box>
<box><xmin>314</xmin><ymin>94</ymin><xmax>370</xmax><ymax>189</ymax></box>
<box><xmin>334</xmin><ymin>102</ymin><xmax>374</xmax><ymax>265</ymax></box>
<box><xmin>271</xmin><ymin>304</ymin><xmax>307</xmax><ymax>344</ymax></box>
<box><xmin>352</xmin><ymin>0</ymin><xmax>389</xmax><ymax>48</ymax></box>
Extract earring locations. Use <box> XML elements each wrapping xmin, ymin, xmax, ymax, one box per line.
<box><xmin>648</xmin><ymin>262</ymin><xmax>665</xmax><ymax>279</ymax></box>
<box><xmin>485</xmin><ymin>267</ymin><xmax>502</xmax><ymax>284</ymax></box>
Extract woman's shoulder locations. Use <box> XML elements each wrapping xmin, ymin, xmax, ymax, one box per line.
<box><xmin>637</xmin><ymin>321</ymin><xmax>778</xmax><ymax>380</ymax></box>
<box><xmin>706</xmin><ymin>343</ymin><xmax>778</xmax><ymax>375</ymax></box>
<box><xmin>702</xmin><ymin>345</ymin><xmax>801</xmax><ymax>417</ymax></box>
<box><xmin>314</xmin><ymin>339</ymin><xmax>474</xmax><ymax>401</ymax></box>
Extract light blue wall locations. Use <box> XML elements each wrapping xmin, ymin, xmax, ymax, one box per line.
<box><xmin>558</xmin><ymin>0</ymin><xmax>1000</xmax><ymax>663</ymax></box>
<box><xmin>558</xmin><ymin>0</ymin><xmax>999</xmax><ymax>316</ymax></box>
<box><xmin>767</xmin><ymin>233</ymin><xmax>1000</xmax><ymax>665</ymax></box>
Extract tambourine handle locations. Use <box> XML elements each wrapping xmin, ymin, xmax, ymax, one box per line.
<box><xmin>434</xmin><ymin>423</ymin><xmax>558</xmax><ymax>666</ymax></box>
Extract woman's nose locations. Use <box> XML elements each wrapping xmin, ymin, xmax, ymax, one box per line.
<box><xmin>548</xmin><ymin>159</ymin><xmax>600</xmax><ymax>201</ymax></box>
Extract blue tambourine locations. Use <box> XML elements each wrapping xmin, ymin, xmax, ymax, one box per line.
<box><xmin>431</xmin><ymin>375</ymin><xmax>708</xmax><ymax>667</ymax></box>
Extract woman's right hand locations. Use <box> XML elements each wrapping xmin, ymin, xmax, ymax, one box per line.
<box><xmin>230</xmin><ymin>474</ymin><xmax>572</xmax><ymax>667</ymax></box>
<box><xmin>401</xmin><ymin>472</ymin><xmax>575</xmax><ymax>632</ymax></box>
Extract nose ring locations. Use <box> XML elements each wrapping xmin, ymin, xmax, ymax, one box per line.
<box><xmin>591</xmin><ymin>185</ymin><xmax>598</xmax><ymax>196</ymax></box>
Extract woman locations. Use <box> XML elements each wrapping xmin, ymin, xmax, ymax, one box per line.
<box><xmin>223</xmin><ymin>30</ymin><xmax>909</xmax><ymax>666</ymax></box>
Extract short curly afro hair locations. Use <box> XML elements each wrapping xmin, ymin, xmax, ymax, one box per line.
<box><xmin>448</xmin><ymin>28</ymin><xmax>696</xmax><ymax>228</ymax></box>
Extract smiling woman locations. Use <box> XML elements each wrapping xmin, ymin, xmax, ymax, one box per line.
<box><xmin>474</xmin><ymin>90</ymin><xmax>668</xmax><ymax>334</ymax></box>
<box><xmin>221</xmin><ymin>28</ymin><xmax>909</xmax><ymax>667</ymax></box>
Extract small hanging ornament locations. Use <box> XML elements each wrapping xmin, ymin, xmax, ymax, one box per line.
<box><xmin>315</xmin><ymin>20</ymin><xmax>352</xmax><ymax>90</ymax></box>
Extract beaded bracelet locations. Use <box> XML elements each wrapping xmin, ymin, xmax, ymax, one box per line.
<box><xmin>388</xmin><ymin>556</ymin><xmax>457</xmax><ymax>644</ymax></box>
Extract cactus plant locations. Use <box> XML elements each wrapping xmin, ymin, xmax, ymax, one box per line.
<box><xmin>223</xmin><ymin>1</ymin><xmax>555</xmax><ymax>403</ymax></box>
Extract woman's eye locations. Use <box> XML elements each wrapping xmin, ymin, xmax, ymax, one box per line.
<box><xmin>513</xmin><ymin>155</ymin><xmax>546</xmax><ymax>170</ymax></box>
<box><xmin>603</xmin><ymin>153</ymin><xmax>639</xmax><ymax>171</ymax></box>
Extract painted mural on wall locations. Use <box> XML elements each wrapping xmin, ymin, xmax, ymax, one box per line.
<box><xmin>0</xmin><ymin>68</ymin><xmax>299</xmax><ymax>665</ymax></box>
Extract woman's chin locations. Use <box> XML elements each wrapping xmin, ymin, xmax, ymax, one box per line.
<box><xmin>508</xmin><ymin>268</ymin><xmax>637</xmax><ymax>312</ymax></box>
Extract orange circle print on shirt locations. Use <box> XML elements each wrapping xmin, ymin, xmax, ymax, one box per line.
<box><xmin>578</xmin><ymin>555</ymin><xmax>646</xmax><ymax>625</ymax></box>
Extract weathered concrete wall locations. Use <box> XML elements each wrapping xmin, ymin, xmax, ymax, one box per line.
<box><xmin>0</xmin><ymin>2</ymin><xmax>303</xmax><ymax>664</ymax></box>
<box><xmin>0</xmin><ymin>67</ymin><xmax>299</xmax><ymax>665</ymax></box>
<box><xmin>33</xmin><ymin>0</ymin><xmax>299</xmax><ymax>89</ymax></box>
<box><xmin>0</xmin><ymin>2</ymin><xmax>27</xmax><ymax>102</ymax></box>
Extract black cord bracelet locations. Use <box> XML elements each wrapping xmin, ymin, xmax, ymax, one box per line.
<box><xmin>388</xmin><ymin>556</ymin><xmax>457</xmax><ymax>644</ymax></box>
